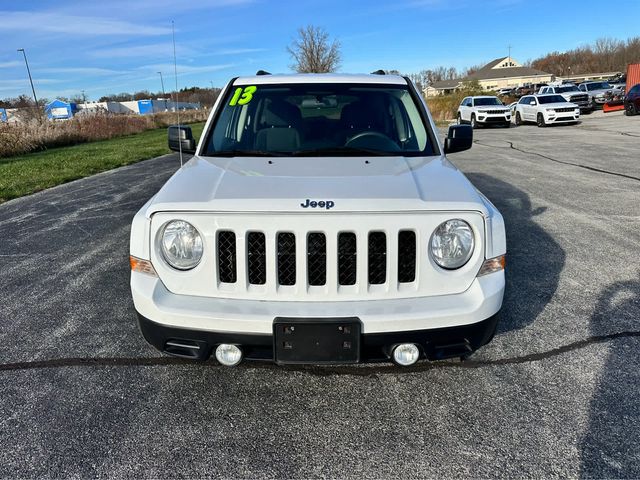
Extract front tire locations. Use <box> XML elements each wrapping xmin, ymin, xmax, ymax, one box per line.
<box><xmin>457</xmin><ymin>112</ymin><xmax>463</xmax><ymax>124</ymax></box>
<box><xmin>515</xmin><ymin>112</ymin><xmax>522</xmax><ymax>126</ymax></box>
<box><xmin>470</xmin><ymin>114</ymin><xmax>477</xmax><ymax>129</ymax></box>
<box><xmin>537</xmin><ymin>113</ymin><xmax>546</xmax><ymax>128</ymax></box>
<box><xmin>625</xmin><ymin>102</ymin><xmax>637</xmax><ymax>116</ymax></box>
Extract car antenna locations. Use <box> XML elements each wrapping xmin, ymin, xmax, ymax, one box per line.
<box><xmin>172</xmin><ymin>20</ymin><xmax>183</xmax><ymax>167</ymax></box>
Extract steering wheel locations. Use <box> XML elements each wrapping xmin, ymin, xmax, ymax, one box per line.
<box><xmin>345</xmin><ymin>131</ymin><xmax>400</xmax><ymax>151</ymax></box>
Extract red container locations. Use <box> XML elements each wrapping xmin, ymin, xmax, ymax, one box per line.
<box><xmin>626</xmin><ymin>63</ymin><xmax>640</xmax><ymax>94</ymax></box>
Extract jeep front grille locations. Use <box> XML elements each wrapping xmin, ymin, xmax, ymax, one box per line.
<box><xmin>554</xmin><ymin>107</ymin><xmax>576</xmax><ymax>113</ymax></box>
<box><xmin>151</xmin><ymin>212</ymin><xmax>486</xmax><ymax>301</ymax></box>
<box><xmin>233</xmin><ymin>230</ymin><xmax>416</xmax><ymax>288</ymax></box>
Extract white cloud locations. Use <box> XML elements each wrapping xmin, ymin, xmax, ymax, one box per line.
<box><xmin>90</xmin><ymin>43</ymin><xmax>183</xmax><ymax>59</ymax></box>
<box><xmin>138</xmin><ymin>63</ymin><xmax>236</xmax><ymax>76</ymax></box>
<box><xmin>212</xmin><ymin>48</ymin><xmax>267</xmax><ymax>56</ymax></box>
<box><xmin>0</xmin><ymin>11</ymin><xmax>172</xmax><ymax>36</ymax></box>
<box><xmin>38</xmin><ymin>67</ymin><xmax>124</xmax><ymax>76</ymax></box>
<box><xmin>0</xmin><ymin>61</ymin><xmax>22</xmax><ymax>69</ymax></box>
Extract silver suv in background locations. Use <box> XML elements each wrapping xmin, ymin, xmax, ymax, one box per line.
<box><xmin>539</xmin><ymin>84</ymin><xmax>591</xmax><ymax>113</ymax></box>
<box><xmin>578</xmin><ymin>81</ymin><xmax>615</xmax><ymax>108</ymax></box>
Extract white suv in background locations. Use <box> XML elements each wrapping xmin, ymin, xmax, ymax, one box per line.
<box><xmin>514</xmin><ymin>94</ymin><xmax>580</xmax><ymax>127</ymax></box>
<box><xmin>457</xmin><ymin>96</ymin><xmax>511</xmax><ymax>128</ymax></box>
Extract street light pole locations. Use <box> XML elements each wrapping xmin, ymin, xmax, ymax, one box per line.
<box><xmin>17</xmin><ymin>48</ymin><xmax>40</xmax><ymax>117</ymax></box>
<box><xmin>158</xmin><ymin>71</ymin><xmax>167</xmax><ymax>111</ymax></box>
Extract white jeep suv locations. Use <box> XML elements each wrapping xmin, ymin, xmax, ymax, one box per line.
<box><xmin>457</xmin><ymin>96</ymin><xmax>511</xmax><ymax>128</ymax></box>
<box><xmin>130</xmin><ymin>73</ymin><xmax>506</xmax><ymax>367</ymax></box>
<box><xmin>514</xmin><ymin>94</ymin><xmax>580</xmax><ymax>127</ymax></box>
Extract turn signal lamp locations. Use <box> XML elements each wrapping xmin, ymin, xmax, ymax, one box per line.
<box><xmin>130</xmin><ymin>256</ymin><xmax>157</xmax><ymax>276</ymax></box>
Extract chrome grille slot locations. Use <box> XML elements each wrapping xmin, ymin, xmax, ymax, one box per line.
<box><xmin>307</xmin><ymin>233</ymin><xmax>327</xmax><ymax>286</ymax></box>
<box><xmin>247</xmin><ymin>232</ymin><xmax>266</xmax><ymax>285</ymax></box>
<box><xmin>277</xmin><ymin>232</ymin><xmax>296</xmax><ymax>286</ymax></box>
<box><xmin>368</xmin><ymin>232</ymin><xmax>387</xmax><ymax>285</ymax></box>
<box><xmin>397</xmin><ymin>230</ymin><xmax>416</xmax><ymax>283</ymax></box>
<box><xmin>217</xmin><ymin>231</ymin><xmax>237</xmax><ymax>283</ymax></box>
<box><xmin>338</xmin><ymin>232</ymin><xmax>357</xmax><ymax>286</ymax></box>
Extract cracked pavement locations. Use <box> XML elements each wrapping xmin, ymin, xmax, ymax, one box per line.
<box><xmin>0</xmin><ymin>111</ymin><xmax>639</xmax><ymax>478</ymax></box>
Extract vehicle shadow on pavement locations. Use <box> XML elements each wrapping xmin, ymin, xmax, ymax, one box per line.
<box><xmin>465</xmin><ymin>173</ymin><xmax>565</xmax><ymax>334</ymax></box>
<box><xmin>580</xmin><ymin>278</ymin><xmax>640</xmax><ymax>478</ymax></box>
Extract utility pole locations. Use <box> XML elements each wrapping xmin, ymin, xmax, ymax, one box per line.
<box><xmin>17</xmin><ymin>48</ymin><xmax>41</xmax><ymax>119</ymax></box>
<box><xmin>158</xmin><ymin>71</ymin><xmax>167</xmax><ymax>111</ymax></box>
<box><xmin>81</xmin><ymin>90</ymin><xmax>87</xmax><ymax>105</ymax></box>
<box><xmin>508</xmin><ymin>45</ymin><xmax>512</xmax><ymax>63</ymax></box>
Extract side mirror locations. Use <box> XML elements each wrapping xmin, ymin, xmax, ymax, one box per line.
<box><xmin>444</xmin><ymin>124</ymin><xmax>473</xmax><ymax>154</ymax></box>
<box><xmin>168</xmin><ymin>125</ymin><xmax>196</xmax><ymax>154</ymax></box>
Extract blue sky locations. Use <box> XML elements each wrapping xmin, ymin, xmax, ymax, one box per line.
<box><xmin>1</xmin><ymin>0</ymin><xmax>638</xmax><ymax>101</ymax></box>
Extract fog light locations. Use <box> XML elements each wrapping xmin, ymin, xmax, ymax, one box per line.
<box><xmin>215</xmin><ymin>344</ymin><xmax>242</xmax><ymax>366</ymax></box>
<box><xmin>392</xmin><ymin>343</ymin><xmax>420</xmax><ymax>366</ymax></box>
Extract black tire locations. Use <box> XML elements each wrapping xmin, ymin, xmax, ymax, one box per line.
<box><xmin>537</xmin><ymin>113</ymin><xmax>546</xmax><ymax>128</ymax></box>
<box><xmin>470</xmin><ymin>114</ymin><xmax>477</xmax><ymax>129</ymax></box>
<box><xmin>457</xmin><ymin>112</ymin><xmax>463</xmax><ymax>124</ymax></box>
<box><xmin>515</xmin><ymin>111</ymin><xmax>522</xmax><ymax>126</ymax></box>
<box><xmin>625</xmin><ymin>102</ymin><xmax>637</xmax><ymax>116</ymax></box>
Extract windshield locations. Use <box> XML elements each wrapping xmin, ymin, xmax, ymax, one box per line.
<box><xmin>538</xmin><ymin>95</ymin><xmax>567</xmax><ymax>104</ymax></box>
<box><xmin>203</xmin><ymin>83</ymin><xmax>436</xmax><ymax>157</ymax></box>
<box><xmin>474</xmin><ymin>97</ymin><xmax>502</xmax><ymax>106</ymax></box>
<box><xmin>587</xmin><ymin>82</ymin><xmax>611</xmax><ymax>91</ymax></box>
<box><xmin>557</xmin><ymin>85</ymin><xmax>579</xmax><ymax>93</ymax></box>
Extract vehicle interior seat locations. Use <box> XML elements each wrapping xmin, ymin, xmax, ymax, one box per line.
<box><xmin>340</xmin><ymin>99</ymin><xmax>389</xmax><ymax>139</ymax></box>
<box><xmin>255</xmin><ymin>99</ymin><xmax>302</xmax><ymax>151</ymax></box>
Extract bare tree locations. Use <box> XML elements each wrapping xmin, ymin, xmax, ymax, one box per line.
<box><xmin>287</xmin><ymin>25</ymin><xmax>341</xmax><ymax>73</ymax></box>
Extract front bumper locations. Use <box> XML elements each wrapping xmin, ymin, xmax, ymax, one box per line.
<box><xmin>131</xmin><ymin>270</ymin><xmax>504</xmax><ymax>364</ymax></box>
<box><xmin>477</xmin><ymin>114</ymin><xmax>511</xmax><ymax>124</ymax></box>
<box><xmin>137</xmin><ymin>312</ymin><xmax>499</xmax><ymax>364</ymax></box>
<box><xmin>544</xmin><ymin>111</ymin><xmax>580</xmax><ymax>124</ymax></box>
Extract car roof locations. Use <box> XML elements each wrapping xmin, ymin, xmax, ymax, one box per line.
<box><xmin>233</xmin><ymin>73</ymin><xmax>407</xmax><ymax>85</ymax></box>
<box><xmin>533</xmin><ymin>93</ymin><xmax>567</xmax><ymax>98</ymax></box>
<box><xmin>470</xmin><ymin>95</ymin><xmax>499</xmax><ymax>99</ymax></box>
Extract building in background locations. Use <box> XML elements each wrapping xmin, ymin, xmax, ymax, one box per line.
<box><xmin>76</xmin><ymin>99</ymin><xmax>199</xmax><ymax>116</ymax></box>
<box><xmin>45</xmin><ymin>99</ymin><xmax>78</xmax><ymax>120</ymax></box>
<box><xmin>425</xmin><ymin>57</ymin><xmax>554</xmax><ymax>96</ymax></box>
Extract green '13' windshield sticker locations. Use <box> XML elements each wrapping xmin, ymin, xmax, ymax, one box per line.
<box><xmin>229</xmin><ymin>86</ymin><xmax>257</xmax><ymax>106</ymax></box>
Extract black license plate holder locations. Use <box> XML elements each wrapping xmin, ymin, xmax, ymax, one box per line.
<box><xmin>273</xmin><ymin>318</ymin><xmax>361</xmax><ymax>365</ymax></box>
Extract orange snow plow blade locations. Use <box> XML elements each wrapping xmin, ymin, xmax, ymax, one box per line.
<box><xmin>603</xmin><ymin>101</ymin><xmax>625</xmax><ymax>113</ymax></box>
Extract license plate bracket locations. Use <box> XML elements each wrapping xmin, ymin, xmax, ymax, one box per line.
<box><xmin>273</xmin><ymin>317</ymin><xmax>361</xmax><ymax>365</ymax></box>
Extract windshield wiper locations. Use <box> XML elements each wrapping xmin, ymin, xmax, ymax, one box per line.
<box><xmin>290</xmin><ymin>146</ymin><xmax>391</xmax><ymax>156</ymax></box>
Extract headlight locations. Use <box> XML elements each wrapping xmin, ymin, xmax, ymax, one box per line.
<box><xmin>430</xmin><ymin>219</ymin><xmax>475</xmax><ymax>269</ymax></box>
<box><xmin>546</xmin><ymin>108</ymin><xmax>555</xmax><ymax>112</ymax></box>
<box><xmin>160</xmin><ymin>220</ymin><xmax>203</xmax><ymax>270</ymax></box>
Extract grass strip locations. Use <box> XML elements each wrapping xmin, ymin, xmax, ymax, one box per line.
<box><xmin>0</xmin><ymin>122</ymin><xmax>205</xmax><ymax>203</ymax></box>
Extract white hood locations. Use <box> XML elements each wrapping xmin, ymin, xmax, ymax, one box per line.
<box><xmin>145</xmin><ymin>154</ymin><xmax>489</xmax><ymax>215</ymax></box>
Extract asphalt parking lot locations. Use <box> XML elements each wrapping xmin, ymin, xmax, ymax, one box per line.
<box><xmin>1</xmin><ymin>111</ymin><xmax>639</xmax><ymax>478</ymax></box>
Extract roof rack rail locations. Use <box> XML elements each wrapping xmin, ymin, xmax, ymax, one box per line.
<box><xmin>256</xmin><ymin>70</ymin><xmax>271</xmax><ymax>76</ymax></box>
<box><xmin>371</xmin><ymin>69</ymin><xmax>386</xmax><ymax>75</ymax></box>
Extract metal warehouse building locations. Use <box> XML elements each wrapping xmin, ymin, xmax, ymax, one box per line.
<box><xmin>45</xmin><ymin>99</ymin><xmax>78</xmax><ymax>120</ymax></box>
